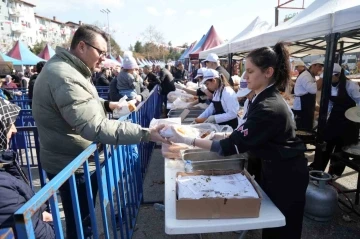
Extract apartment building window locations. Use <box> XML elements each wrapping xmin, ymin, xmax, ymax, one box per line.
<box><xmin>11</xmin><ymin>17</ymin><xmax>19</xmax><ymax>23</ymax></box>
<box><xmin>0</xmin><ymin>23</ymin><xmax>3</xmax><ymax>31</ymax></box>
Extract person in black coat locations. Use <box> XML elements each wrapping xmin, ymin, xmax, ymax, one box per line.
<box><xmin>96</xmin><ymin>68</ymin><xmax>111</xmax><ymax>86</ymax></box>
<box><xmin>0</xmin><ymin>98</ymin><xmax>55</xmax><ymax>239</ymax></box>
<box><xmin>28</xmin><ymin>61</ymin><xmax>46</xmax><ymax>108</ymax></box>
<box><xmin>155</xmin><ymin>65</ymin><xmax>175</xmax><ymax>113</ymax></box>
<box><xmin>172</xmin><ymin>62</ymin><xmax>188</xmax><ymax>83</ymax></box>
<box><xmin>169</xmin><ymin>42</ymin><xmax>309</xmax><ymax>239</ymax></box>
<box><xmin>143</xmin><ymin>65</ymin><xmax>160</xmax><ymax>92</ymax></box>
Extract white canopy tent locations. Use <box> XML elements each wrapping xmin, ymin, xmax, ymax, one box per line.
<box><xmin>229</xmin><ymin>0</ymin><xmax>360</xmax><ymax>57</ymax></box>
<box><xmin>199</xmin><ymin>17</ymin><xmax>272</xmax><ymax>58</ymax></box>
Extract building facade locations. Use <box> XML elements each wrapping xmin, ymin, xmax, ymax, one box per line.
<box><xmin>0</xmin><ymin>0</ymin><xmax>80</xmax><ymax>52</ymax></box>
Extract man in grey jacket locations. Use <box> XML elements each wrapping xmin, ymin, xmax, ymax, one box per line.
<box><xmin>32</xmin><ymin>25</ymin><xmax>166</xmax><ymax>239</ymax></box>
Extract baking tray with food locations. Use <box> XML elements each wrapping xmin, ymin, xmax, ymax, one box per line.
<box><xmin>167</xmin><ymin>109</ymin><xmax>205</xmax><ymax>118</ymax></box>
<box><xmin>181</xmin><ymin>148</ymin><xmax>247</xmax><ymax>171</ymax></box>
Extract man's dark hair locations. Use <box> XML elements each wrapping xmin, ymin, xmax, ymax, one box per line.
<box><xmin>36</xmin><ymin>61</ymin><xmax>46</xmax><ymax>73</ymax></box>
<box><xmin>144</xmin><ymin>65</ymin><xmax>150</xmax><ymax>70</ymax></box>
<box><xmin>101</xmin><ymin>67</ymin><xmax>108</xmax><ymax>73</ymax></box>
<box><xmin>70</xmin><ymin>24</ymin><xmax>108</xmax><ymax>50</ymax></box>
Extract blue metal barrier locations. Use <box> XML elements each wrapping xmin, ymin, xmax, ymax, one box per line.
<box><xmin>0</xmin><ymin>228</ymin><xmax>15</xmax><ymax>239</ymax></box>
<box><xmin>10</xmin><ymin>99</ymin><xmax>32</xmax><ymax>110</ymax></box>
<box><xmin>96</xmin><ymin>86</ymin><xmax>110</xmax><ymax>100</ymax></box>
<box><xmin>10</xmin><ymin>127</ymin><xmax>47</xmax><ymax>190</ymax></box>
<box><xmin>13</xmin><ymin>86</ymin><xmax>161</xmax><ymax>239</ymax></box>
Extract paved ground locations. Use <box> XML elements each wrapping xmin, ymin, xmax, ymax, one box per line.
<box><xmin>23</xmin><ymin>145</ymin><xmax>360</xmax><ymax>239</ymax></box>
<box><xmin>132</xmin><ymin>149</ymin><xmax>360</xmax><ymax>239</ymax></box>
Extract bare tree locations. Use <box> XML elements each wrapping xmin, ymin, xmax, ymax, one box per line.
<box><xmin>141</xmin><ymin>25</ymin><xmax>165</xmax><ymax>44</ymax></box>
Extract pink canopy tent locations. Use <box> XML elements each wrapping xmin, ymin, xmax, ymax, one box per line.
<box><xmin>189</xmin><ymin>26</ymin><xmax>223</xmax><ymax>60</ymax></box>
<box><xmin>38</xmin><ymin>43</ymin><xmax>55</xmax><ymax>60</ymax></box>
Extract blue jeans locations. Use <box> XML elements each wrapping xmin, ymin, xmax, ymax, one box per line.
<box><xmin>118</xmin><ymin>89</ymin><xmax>137</xmax><ymax>100</ymax></box>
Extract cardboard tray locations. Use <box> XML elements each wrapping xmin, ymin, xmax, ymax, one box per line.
<box><xmin>176</xmin><ymin>169</ymin><xmax>262</xmax><ymax>219</ymax></box>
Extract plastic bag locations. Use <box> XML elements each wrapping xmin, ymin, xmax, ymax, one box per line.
<box><xmin>186</xmin><ymin>82</ymin><xmax>198</xmax><ymax>90</ymax></box>
<box><xmin>167</xmin><ymin>90</ymin><xmax>197</xmax><ymax>103</ymax></box>
<box><xmin>172</xmin><ymin>98</ymin><xmax>192</xmax><ymax>109</ymax></box>
<box><xmin>112</xmin><ymin>96</ymin><xmax>137</xmax><ymax>118</ymax></box>
<box><xmin>159</xmin><ymin>123</ymin><xmax>229</xmax><ymax>140</ymax></box>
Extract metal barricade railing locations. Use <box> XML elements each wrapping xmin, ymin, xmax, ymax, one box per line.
<box><xmin>10</xmin><ymin>127</ymin><xmax>47</xmax><ymax>190</ymax></box>
<box><xmin>11</xmin><ymin>99</ymin><xmax>32</xmax><ymax>110</ymax></box>
<box><xmin>13</xmin><ymin>85</ymin><xmax>161</xmax><ymax>239</ymax></box>
<box><xmin>96</xmin><ymin>86</ymin><xmax>110</xmax><ymax>100</ymax></box>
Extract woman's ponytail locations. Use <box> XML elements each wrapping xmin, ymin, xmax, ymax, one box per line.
<box><xmin>273</xmin><ymin>42</ymin><xmax>290</xmax><ymax>90</ymax></box>
<box><xmin>247</xmin><ymin>41</ymin><xmax>291</xmax><ymax>90</ymax></box>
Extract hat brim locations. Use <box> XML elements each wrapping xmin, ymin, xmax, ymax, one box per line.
<box><xmin>200</xmin><ymin>77</ymin><xmax>213</xmax><ymax>85</ymax></box>
<box><xmin>194</xmin><ymin>74</ymin><xmax>203</xmax><ymax>79</ymax></box>
<box><xmin>345</xmin><ymin>107</ymin><xmax>360</xmax><ymax>123</ymax></box>
<box><xmin>236</xmin><ymin>88</ymin><xmax>252</xmax><ymax>97</ymax></box>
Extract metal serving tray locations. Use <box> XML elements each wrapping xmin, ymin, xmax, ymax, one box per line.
<box><xmin>168</xmin><ymin>109</ymin><xmax>204</xmax><ymax>118</ymax></box>
<box><xmin>181</xmin><ymin>149</ymin><xmax>247</xmax><ymax>171</ymax></box>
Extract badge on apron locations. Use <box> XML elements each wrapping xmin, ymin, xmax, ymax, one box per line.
<box><xmin>237</xmin><ymin>125</ymin><xmax>248</xmax><ymax>136</ymax></box>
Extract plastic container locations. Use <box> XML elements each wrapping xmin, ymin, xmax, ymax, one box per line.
<box><xmin>154</xmin><ymin>203</ymin><xmax>165</xmax><ymax>211</ymax></box>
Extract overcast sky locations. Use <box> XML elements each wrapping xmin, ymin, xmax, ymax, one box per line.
<box><xmin>28</xmin><ymin>0</ymin><xmax>315</xmax><ymax>50</ymax></box>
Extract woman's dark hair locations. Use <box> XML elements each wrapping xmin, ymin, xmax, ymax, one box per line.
<box><xmin>246</xmin><ymin>42</ymin><xmax>290</xmax><ymax>90</ymax></box>
<box><xmin>36</xmin><ymin>61</ymin><xmax>46</xmax><ymax>73</ymax></box>
<box><xmin>216</xmin><ymin>74</ymin><xmax>231</xmax><ymax>87</ymax></box>
<box><xmin>336</xmin><ymin>69</ymin><xmax>348</xmax><ymax>99</ymax></box>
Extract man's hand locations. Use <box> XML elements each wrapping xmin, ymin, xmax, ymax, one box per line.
<box><xmin>42</xmin><ymin>211</ymin><xmax>53</xmax><ymax>222</ymax></box>
<box><xmin>135</xmin><ymin>95</ymin><xmax>142</xmax><ymax>103</ymax></box>
<box><xmin>149</xmin><ymin>124</ymin><xmax>170</xmax><ymax>144</ymax></box>
<box><xmin>109</xmin><ymin>101</ymin><xmax>122</xmax><ymax>111</ymax></box>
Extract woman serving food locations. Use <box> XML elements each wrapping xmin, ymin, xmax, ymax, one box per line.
<box><xmin>169</xmin><ymin>42</ymin><xmax>308</xmax><ymax>239</ymax></box>
<box><xmin>194</xmin><ymin>69</ymin><xmax>239</xmax><ymax>129</ymax></box>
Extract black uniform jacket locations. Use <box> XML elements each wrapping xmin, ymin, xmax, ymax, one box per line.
<box><xmin>219</xmin><ymin>85</ymin><xmax>305</xmax><ymax>160</ymax></box>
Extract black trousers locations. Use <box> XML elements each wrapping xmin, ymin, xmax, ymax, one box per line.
<box><xmin>261</xmin><ymin>157</ymin><xmax>309</xmax><ymax>239</ymax></box>
<box><xmin>322</xmin><ymin>139</ymin><xmax>347</xmax><ymax>176</ymax></box>
<box><xmin>47</xmin><ymin>171</ymin><xmax>98</xmax><ymax>239</ymax></box>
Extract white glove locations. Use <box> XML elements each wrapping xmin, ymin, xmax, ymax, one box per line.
<box><xmin>204</xmin><ymin>115</ymin><xmax>216</xmax><ymax>124</ymax></box>
<box><xmin>148</xmin><ymin>124</ymin><xmax>170</xmax><ymax>144</ymax></box>
<box><xmin>200</xmin><ymin>84</ymin><xmax>207</xmax><ymax>93</ymax></box>
<box><xmin>169</xmin><ymin>126</ymin><xmax>194</xmax><ymax>145</ymax></box>
<box><xmin>175</xmin><ymin>82</ymin><xmax>185</xmax><ymax>90</ymax></box>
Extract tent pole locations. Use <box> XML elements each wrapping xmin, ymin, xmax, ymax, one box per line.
<box><xmin>313</xmin><ymin>33</ymin><xmax>340</xmax><ymax>170</ymax></box>
<box><xmin>228</xmin><ymin>53</ymin><xmax>233</xmax><ymax>76</ymax></box>
<box><xmin>275</xmin><ymin>7</ymin><xmax>279</xmax><ymax>26</ymax></box>
<box><xmin>338</xmin><ymin>41</ymin><xmax>344</xmax><ymax>64</ymax></box>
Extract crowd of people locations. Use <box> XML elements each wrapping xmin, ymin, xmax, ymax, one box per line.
<box><xmin>0</xmin><ymin>22</ymin><xmax>359</xmax><ymax>239</ymax></box>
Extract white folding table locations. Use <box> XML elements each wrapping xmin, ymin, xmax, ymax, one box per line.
<box><xmin>164</xmin><ymin>159</ymin><xmax>285</xmax><ymax>235</ymax></box>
